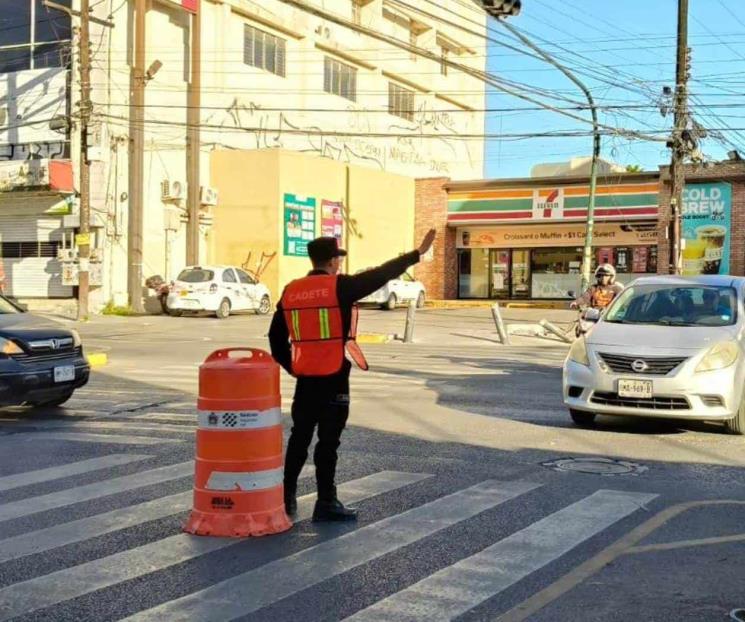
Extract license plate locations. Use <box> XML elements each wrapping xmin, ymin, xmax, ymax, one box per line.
<box><xmin>618</xmin><ymin>379</ymin><xmax>652</xmax><ymax>399</ymax></box>
<box><xmin>54</xmin><ymin>365</ymin><xmax>75</xmax><ymax>383</ymax></box>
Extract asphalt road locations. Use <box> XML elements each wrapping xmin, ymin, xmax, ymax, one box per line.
<box><xmin>0</xmin><ymin>308</ymin><xmax>744</xmax><ymax>621</ymax></box>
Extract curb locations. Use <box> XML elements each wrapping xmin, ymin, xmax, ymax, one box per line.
<box><xmin>86</xmin><ymin>352</ymin><xmax>109</xmax><ymax>368</ymax></box>
<box><xmin>425</xmin><ymin>300</ymin><xmax>569</xmax><ymax>310</ymax></box>
<box><xmin>357</xmin><ymin>333</ymin><xmax>391</xmax><ymax>344</ymax></box>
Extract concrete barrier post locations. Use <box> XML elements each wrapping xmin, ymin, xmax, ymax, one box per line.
<box><xmin>491</xmin><ymin>303</ymin><xmax>510</xmax><ymax>345</ymax></box>
<box><xmin>404</xmin><ymin>299</ymin><xmax>416</xmax><ymax>343</ymax></box>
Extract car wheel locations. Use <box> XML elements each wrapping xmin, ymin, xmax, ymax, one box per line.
<box><xmin>416</xmin><ymin>291</ymin><xmax>425</xmax><ymax>309</ymax></box>
<box><xmin>384</xmin><ymin>294</ymin><xmax>397</xmax><ymax>311</ymax></box>
<box><xmin>32</xmin><ymin>392</ymin><xmax>74</xmax><ymax>408</ymax></box>
<box><xmin>256</xmin><ymin>295</ymin><xmax>271</xmax><ymax>315</ymax></box>
<box><xmin>216</xmin><ymin>298</ymin><xmax>231</xmax><ymax>319</ymax></box>
<box><xmin>569</xmin><ymin>409</ymin><xmax>596</xmax><ymax>428</ymax></box>
<box><xmin>724</xmin><ymin>395</ymin><xmax>745</xmax><ymax>435</ymax></box>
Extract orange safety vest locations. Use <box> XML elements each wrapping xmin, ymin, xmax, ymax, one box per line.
<box><xmin>281</xmin><ymin>274</ymin><xmax>368</xmax><ymax>377</ymax></box>
<box><xmin>591</xmin><ymin>285</ymin><xmax>616</xmax><ymax>309</ymax></box>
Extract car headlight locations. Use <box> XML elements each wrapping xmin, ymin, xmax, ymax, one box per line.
<box><xmin>696</xmin><ymin>341</ymin><xmax>739</xmax><ymax>373</ymax></box>
<box><xmin>568</xmin><ymin>337</ymin><xmax>590</xmax><ymax>366</ymax></box>
<box><xmin>71</xmin><ymin>330</ymin><xmax>82</xmax><ymax>348</ymax></box>
<box><xmin>0</xmin><ymin>337</ymin><xmax>23</xmax><ymax>355</ymax></box>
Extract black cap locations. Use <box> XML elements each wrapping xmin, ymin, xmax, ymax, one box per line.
<box><xmin>307</xmin><ymin>237</ymin><xmax>347</xmax><ymax>263</ymax></box>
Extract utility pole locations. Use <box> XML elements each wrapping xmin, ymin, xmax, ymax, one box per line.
<box><xmin>77</xmin><ymin>0</ymin><xmax>91</xmax><ymax>320</ymax></box>
<box><xmin>128</xmin><ymin>0</ymin><xmax>146</xmax><ymax>312</ymax></box>
<box><xmin>669</xmin><ymin>0</ymin><xmax>689</xmax><ymax>274</ymax></box>
<box><xmin>185</xmin><ymin>5</ymin><xmax>201</xmax><ymax>266</ymax></box>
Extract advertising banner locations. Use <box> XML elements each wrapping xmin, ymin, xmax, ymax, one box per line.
<box><xmin>320</xmin><ymin>200</ymin><xmax>344</xmax><ymax>242</ymax></box>
<box><xmin>682</xmin><ymin>182</ymin><xmax>731</xmax><ymax>275</ymax></box>
<box><xmin>283</xmin><ymin>194</ymin><xmax>316</xmax><ymax>257</ymax></box>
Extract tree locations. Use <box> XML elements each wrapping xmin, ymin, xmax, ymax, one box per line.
<box><xmin>625</xmin><ymin>164</ymin><xmax>643</xmax><ymax>173</ymax></box>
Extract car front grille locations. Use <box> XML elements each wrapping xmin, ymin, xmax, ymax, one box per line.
<box><xmin>591</xmin><ymin>391</ymin><xmax>690</xmax><ymax>410</ymax></box>
<box><xmin>701</xmin><ymin>395</ymin><xmax>725</xmax><ymax>408</ymax></box>
<box><xmin>598</xmin><ymin>353</ymin><xmax>688</xmax><ymax>376</ymax></box>
<box><xmin>12</xmin><ymin>346</ymin><xmax>82</xmax><ymax>364</ymax></box>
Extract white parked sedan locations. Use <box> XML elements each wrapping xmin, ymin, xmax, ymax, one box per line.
<box><xmin>360</xmin><ymin>272</ymin><xmax>426</xmax><ymax>310</ymax></box>
<box><xmin>166</xmin><ymin>265</ymin><xmax>272</xmax><ymax>319</ymax></box>
<box><xmin>563</xmin><ymin>275</ymin><xmax>745</xmax><ymax>434</ymax></box>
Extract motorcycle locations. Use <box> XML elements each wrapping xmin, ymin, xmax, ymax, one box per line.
<box><xmin>145</xmin><ymin>275</ymin><xmax>175</xmax><ymax>315</ymax></box>
<box><xmin>567</xmin><ymin>291</ymin><xmax>601</xmax><ymax>338</ymax></box>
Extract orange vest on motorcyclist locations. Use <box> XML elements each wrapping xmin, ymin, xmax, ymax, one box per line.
<box><xmin>590</xmin><ymin>285</ymin><xmax>616</xmax><ymax>309</ymax></box>
<box><xmin>281</xmin><ymin>274</ymin><xmax>368</xmax><ymax>377</ymax></box>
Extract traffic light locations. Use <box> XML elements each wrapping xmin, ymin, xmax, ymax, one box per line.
<box><xmin>480</xmin><ymin>0</ymin><xmax>522</xmax><ymax>17</ymax></box>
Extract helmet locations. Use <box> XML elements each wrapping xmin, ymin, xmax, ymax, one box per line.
<box><xmin>595</xmin><ymin>263</ymin><xmax>616</xmax><ymax>283</ymax></box>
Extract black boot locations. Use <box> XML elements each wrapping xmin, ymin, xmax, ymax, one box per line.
<box><xmin>312</xmin><ymin>496</ymin><xmax>358</xmax><ymax>522</ymax></box>
<box><xmin>284</xmin><ymin>488</ymin><xmax>297</xmax><ymax>517</ymax></box>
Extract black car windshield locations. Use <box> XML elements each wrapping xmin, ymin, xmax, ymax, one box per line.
<box><xmin>605</xmin><ymin>284</ymin><xmax>737</xmax><ymax>327</ymax></box>
<box><xmin>0</xmin><ymin>296</ymin><xmax>19</xmax><ymax>315</ymax></box>
<box><xmin>177</xmin><ymin>269</ymin><xmax>214</xmax><ymax>283</ymax></box>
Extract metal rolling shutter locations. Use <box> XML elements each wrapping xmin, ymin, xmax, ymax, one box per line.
<box><xmin>0</xmin><ymin>215</ymin><xmax>72</xmax><ymax>298</ymax></box>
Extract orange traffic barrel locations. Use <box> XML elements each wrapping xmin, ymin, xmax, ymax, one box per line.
<box><xmin>183</xmin><ymin>348</ymin><xmax>292</xmax><ymax>537</ymax></box>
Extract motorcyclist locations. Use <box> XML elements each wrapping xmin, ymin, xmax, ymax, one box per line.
<box><xmin>571</xmin><ymin>264</ymin><xmax>624</xmax><ymax>310</ymax></box>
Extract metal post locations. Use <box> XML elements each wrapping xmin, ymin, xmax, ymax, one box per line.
<box><xmin>496</xmin><ymin>18</ymin><xmax>601</xmax><ymax>292</ymax></box>
<box><xmin>491</xmin><ymin>303</ymin><xmax>509</xmax><ymax>345</ymax></box>
<box><xmin>185</xmin><ymin>6</ymin><xmax>201</xmax><ymax>265</ymax></box>
<box><xmin>403</xmin><ymin>299</ymin><xmax>416</xmax><ymax>343</ymax></box>
<box><xmin>127</xmin><ymin>0</ymin><xmax>146</xmax><ymax>313</ymax></box>
<box><xmin>77</xmin><ymin>0</ymin><xmax>91</xmax><ymax>320</ymax></box>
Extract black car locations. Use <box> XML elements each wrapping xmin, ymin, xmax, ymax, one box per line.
<box><xmin>0</xmin><ymin>295</ymin><xmax>90</xmax><ymax>408</ymax></box>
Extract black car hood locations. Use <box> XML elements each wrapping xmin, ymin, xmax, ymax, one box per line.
<box><xmin>0</xmin><ymin>312</ymin><xmax>73</xmax><ymax>341</ymax></box>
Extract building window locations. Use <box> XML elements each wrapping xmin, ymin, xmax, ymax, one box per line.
<box><xmin>1</xmin><ymin>241</ymin><xmax>60</xmax><ymax>258</ymax></box>
<box><xmin>243</xmin><ymin>24</ymin><xmax>286</xmax><ymax>77</ymax></box>
<box><xmin>0</xmin><ymin>0</ymin><xmax>71</xmax><ymax>73</ymax></box>
<box><xmin>388</xmin><ymin>83</ymin><xmax>415</xmax><ymax>121</ymax></box>
<box><xmin>440</xmin><ymin>47</ymin><xmax>449</xmax><ymax>76</ymax></box>
<box><xmin>324</xmin><ymin>57</ymin><xmax>357</xmax><ymax>102</ymax></box>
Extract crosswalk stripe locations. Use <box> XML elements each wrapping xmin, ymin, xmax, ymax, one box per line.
<box><xmin>130</xmin><ymin>413</ymin><xmax>196</xmax><ymax>422</ymax></box>
<box><xmin>0</xmin><ymin>454</ymin><xmax>152</xmax><ymax>493</ymax></box>
<box><xmin>0</xmin><ymin>432</ymin><xmax>184</xmax><ymax>446</ymax></box>
<box><xmin>344</xmin><ymin>489</ymin><xmax>659</xmax><ymax>622</ymax></box>
<box><xmin>123</xmin><ymin>479</ymin><xmax>540</xmax><ymax>622</ymax></box>
<box><xmin>0</xmin><ymin>466</ymin><xmax>314</xmax><ymax>563</ymax></box>
<box><xmin>0</xmin><ymin>470</ymin><xmax>430</xmax><ymax>621</ymax></box>
<box><xmin>40</xmin><ymin>421</ymin><xmax>195</xmax><ymax>434</ymax></box>
<box><xmin>0</xmin><ymin>461</ymin><xmax>193</xmax><ymax>523</ymax></box>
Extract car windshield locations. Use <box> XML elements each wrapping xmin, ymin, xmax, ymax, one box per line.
<box><xmin>605</xmin><ymin>284</ymin><xmax>737</xmax><ymax>327</ymax></box>
<box><xmin>0</xmin><ymin>296</ymin><xmax>19</xmax><ymax>315</ymax></box>
<box><xmin>176</xmin><ymin>269</ymin><xmax>214</xmax><ymax>283</ymax></box>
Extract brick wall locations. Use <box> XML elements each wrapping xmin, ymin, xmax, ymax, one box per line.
<box><xmin>658</xmin><ymin>162</ymin><xmax>745</xmax><ymax>276</ymax></box>
<box><xmin>413</xmin><ymin>177</ymin><xmax>457</xmax><ymax>299</ymax></box>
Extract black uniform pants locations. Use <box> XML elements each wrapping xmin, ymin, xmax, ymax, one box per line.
<box><xmin>283</xmin><ymin>372</ymin><xmax>350</xmax><ymax>500</ymax></box>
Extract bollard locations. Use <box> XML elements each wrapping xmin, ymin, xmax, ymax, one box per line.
<box><xmin>491</xmin><ymin>303</ymin><xmax>510</xmax><ymax>345</ymax></box>
<box><xmin>403</xmin><ymin>299</ymin><xmax>416</xmax><ymax>343</ymax></box>
<box><xmin>539</xmin><ymin>319</ymin><xmax>575</xmax><ymax>344</ymax></box>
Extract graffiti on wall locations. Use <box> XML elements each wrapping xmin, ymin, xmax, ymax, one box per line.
<box><xmin>204</xmin><ymin>97</ymin><xmax>478</xmax><ymax>176</ymax></box>
<box><xmin>0</xmin><ymin>141</ymin><xmax>69</xmax><ymax>161</ymax></box>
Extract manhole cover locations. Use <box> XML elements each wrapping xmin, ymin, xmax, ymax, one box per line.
<box><xmin>541</xmin><ymin>457</ymin><xmax>647</xmax><ymax>476</ymax></box>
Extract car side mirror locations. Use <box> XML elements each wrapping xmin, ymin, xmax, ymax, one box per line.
<box><xmin>583</xmin><ymin>308</ymin><xmax>601</xmax><ymax>323</ymax></box>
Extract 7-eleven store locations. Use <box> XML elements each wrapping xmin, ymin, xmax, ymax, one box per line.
<box><xmin>443</xmin><ymin>173</ymin><xmax>660</xmax><ymax>300</ymax></box>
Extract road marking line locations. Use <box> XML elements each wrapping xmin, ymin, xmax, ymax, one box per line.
<box><xmin>122</xmin><ymin>479</ymin><xmax>540</xmax><ymax>622</ymax></box>
<box><xmin>627</xmin><ymin>532</ymin><xmax>745</xmax><ymax>554</ymax></box>
<box><xmin>0</xmin><ymin>454</ymin><xmax>152</xmax><ymax>493</ymax></box>
<box><xmin>39</xmin><ymin>422</ymin><xmax>195</xmax><ymax>434</ymax></box>
<box><xmin>0</xmin><ymin>462</ymin><xmax>193</xmax><ymax>523</ymax></box>
<box><xmin>0</xmin><ymin>432</ymin><xmax>184</xmax><ymax>446</ymax></box>
<box><xmin>344</xmin><ymin>489</ymin><xmax>657</xmax><ymax>622</ymax></box>
<box><xmin>0</xmin><ymin>467</ymin><xmax>313</xmax><ymax>563</ymax></box>
<box><xmin>130</xmin><ymin>413</ymin><xmax>196</xmax><ymax>421</ymax></box>
<box><xmin>0</xmin><ymin>471</ymin><xmax>431</xmax><ymax>622</ymax></box>
<box><xmin>496</xmin><ymin>499</ymin><xmax>745</xmax><ymax>622</ymax></box>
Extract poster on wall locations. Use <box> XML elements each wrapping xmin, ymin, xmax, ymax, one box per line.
<box><xmin>597</xmin><ymin>247</ymin><xmax>613</xmax><ymax>265</ymax></box>
<box><xmin>321</xmin><ymin>200</ymin><xmax>344</xmax><ymax>243</ymax></box>
<box><xmin>632</xmin><ymin>246</ymin><xmax>649</xmax><ymax>273</ymax></box>
<box><xmin>682</xmin><ymin>182</ymin><xmax>731</xmax><ymax>275</ymax></box>
<box><xmin>283</xmin><ymin>193</ymin><xmax>316</xmax><ymax>257</ymax></box>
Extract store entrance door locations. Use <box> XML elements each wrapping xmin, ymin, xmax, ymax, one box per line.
<box><xmin>489</xmin><ymin>250</ymin><xmax>510</xmax><ymax>298</ymax></box>
<box><xmin>511</xmin><ymin>249</ymin><xmax>531</xmax><ymax>298</ymax></box>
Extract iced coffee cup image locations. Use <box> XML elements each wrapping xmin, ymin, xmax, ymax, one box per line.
<box><xmin>682</xmin><ymin>238</ymin><xmax>707</xmax><ymax>275</ymax></box>
<box><xmin>696</xmin><ymin>225</ymin><xmax>727</xmax><ymax>274</ymax></box>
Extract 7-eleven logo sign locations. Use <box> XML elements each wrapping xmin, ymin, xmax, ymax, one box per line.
<box><xmin>533</xmin><ymin>188</ymin><xmax>564</xmax><ymax>220</ymax></box>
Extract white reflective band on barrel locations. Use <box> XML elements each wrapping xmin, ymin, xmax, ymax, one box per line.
<box><xmin>205</xmin><ymin>467</ymin><xmax>284</xmax><ymax>492</ymax></box>
<box><xmin>197</xmin><ymin>407</ymin><xmax>281</xmax><ymax>430</ymax></box>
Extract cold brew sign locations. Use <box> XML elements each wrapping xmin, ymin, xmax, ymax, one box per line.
<box><xmin>682</xmin><ymin>182</ymin><xmax>731</xmax><ymax>275</ymax></box>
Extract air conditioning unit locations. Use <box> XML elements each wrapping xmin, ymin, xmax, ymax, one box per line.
<box><xmin>200</xmin><ymin>186</ymin><xmax>218</xmax><ymax>206</ymax></box>
<box><xmin>161</xmin><ymin>180</ymin><xmax>186</xmax><ymax>201</ymax></box>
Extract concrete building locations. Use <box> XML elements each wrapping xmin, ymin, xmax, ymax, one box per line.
<box><xmin>0</xmin><ymin>0</ymin><xmax>487</xmax><ymax>309</ymax></box>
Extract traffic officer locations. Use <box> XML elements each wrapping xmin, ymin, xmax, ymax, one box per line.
<box><xmin>269</xmin><ymin>228</ymin><xmax>436</xmax><ymax>522</ymax></box>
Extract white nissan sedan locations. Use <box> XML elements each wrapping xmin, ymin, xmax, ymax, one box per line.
<box><xmin>563</xmin><ymin>275</ymin><xmax>745</xmax><ymax>434</ymax></box>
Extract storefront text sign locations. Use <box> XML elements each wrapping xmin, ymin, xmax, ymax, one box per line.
<box><xmin>682</xmin><ymin>182</ymin><xmax>731</xmax><ymax>275</ymax></box>
<box><xmin>456</xmin><ymin>223</ymin><xmax>658</xmax><ymax>249</ymax></box>
<box><xmin>283</xmin><ymin>194</ymin><xmax>316</xmax><ymax>257</ymax></box>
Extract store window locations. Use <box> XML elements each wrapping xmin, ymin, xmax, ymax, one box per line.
<box><xmin>531</xmin><ymin>247</ymin><xmax>583</xmax><ymax>299</ymax></box>
<box><xmin>458</xmin><ymin>249</ymin><xmax>489</xmax><ymax>298</ymax></box>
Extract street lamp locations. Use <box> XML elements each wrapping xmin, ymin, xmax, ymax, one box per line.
<box><xmin>479</xmin><ymin>0</ymin><xmax>601</xmax><ymax>292</ymax></box>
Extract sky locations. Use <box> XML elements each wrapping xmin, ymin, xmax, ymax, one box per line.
<box><xmin>481</xmin><ymin>0</ymin><xmax>745</xmax><ymax>178</ymax></box>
